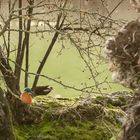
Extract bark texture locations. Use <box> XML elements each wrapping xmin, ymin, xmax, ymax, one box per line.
<box><xmin>0</xmin><ymin>88</ymin><xmax>15</xmax><ymax>140</ymax></box>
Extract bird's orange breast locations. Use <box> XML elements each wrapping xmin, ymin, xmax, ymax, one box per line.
<box><xmin>20</xmin><ymin>93</ymin><xmax>32</xmax><ymax>104</ymax></box>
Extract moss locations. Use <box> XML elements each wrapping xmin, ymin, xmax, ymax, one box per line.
<box><xmin>14</xmin><ymin>127</ymin><xmax>27</xmax><ymax>140</ymax></box>
<box><xmin>95</xmin><ymin>92</ymin><xmax>131</xmax><ymax>107</ymax></box>
<box><xmin>15</xmin><ymin>120</ymin><xmax>119</xmax><ymax>140</ymax></box>
<box><xmin>14</xmin><ymin>96</ymin><xmax>124</xmax><ymax>140</ymax></box>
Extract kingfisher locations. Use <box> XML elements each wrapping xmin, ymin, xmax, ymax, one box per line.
<box><xmin>20</xmin><ymin>87</ymin><xmax>33</xmax><ymax>104</ymax></box>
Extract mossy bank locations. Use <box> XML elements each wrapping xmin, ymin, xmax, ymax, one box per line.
<box><xmin>14</xmin><ymin>94</ymin><xmax>128</xmax><ymax>140</ymax></box>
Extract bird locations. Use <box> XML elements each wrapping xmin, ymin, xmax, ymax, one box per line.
<box><xmin>32</xmin><ymin>85</ymin><xmax>53</xmax><ymax>96</ymax></box>
<box><xmin>20</xmin><ymin>87</ymin><xmax>33</xmax><ymax>104</ymax></box>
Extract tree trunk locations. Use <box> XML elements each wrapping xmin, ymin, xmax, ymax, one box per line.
<box><xmin>32</xmin><ymin>10</ymin><xmax>66</xmax><ymax>90</ymax></box>
<box><xmin>0</xmin><ymin>86</ymin><xmax>45</xmax><ymax>140</ymax></box>
<box><xmin>25</xmin><ymin>0</ymin><xmax>34</xmax><ymax>87</ymax></box>
<box><xmin>14</xmin><ymin>0</ymin><xmax>23</xmax><ymax>91</ymax></box>
<box><xmin>0</xmin><ymin>88</ymin><xmax>15</xmax><ymax>140</ymax></box>
<box><xmin>32</xmin><ymin>32</ymin><xmax>59</xmax><ymax>90</ymax></box>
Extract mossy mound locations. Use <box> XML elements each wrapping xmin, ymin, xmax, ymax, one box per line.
<box><xmin>14</xmin><ymin>95</ymin><xmax>126</xmax><ymax>140</ymax></box>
